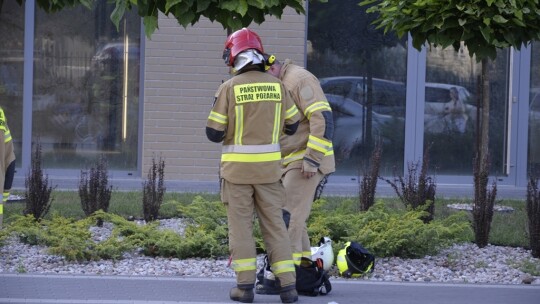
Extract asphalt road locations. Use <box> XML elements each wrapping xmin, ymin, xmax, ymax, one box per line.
<box><xmin>1</xmin><ymin>274</ymin><xmax>539</xmax><ymax>304</ymax></box>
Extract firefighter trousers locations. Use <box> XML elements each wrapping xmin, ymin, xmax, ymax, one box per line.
<box><xmin>221</xmin><ymin>179</ymin><xmax>296</xmax><ymax>290</ymax></box>
<box><xmin>282</xmin><ymin>168</ymin><xmax>324</xmax><ymax>263</ymax></box>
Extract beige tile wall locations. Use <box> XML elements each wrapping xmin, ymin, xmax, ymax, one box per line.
<box><xmin>143</xmin><ymin>8</ymin><xmax>307</xmax><ymax>181</ymax></box>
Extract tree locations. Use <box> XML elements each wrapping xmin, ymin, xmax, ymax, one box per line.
<box><xmin>361</xmin><ymin>0</ymin><xmax>540</xmax><ymax>247</ymax></box>
<box><xmin>15</xmin><ymin>0</ymin><xmax>306</xmax><ymax>37</ymax></box>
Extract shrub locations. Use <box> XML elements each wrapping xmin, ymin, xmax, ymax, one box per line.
<box><xmin>382</xmin><ymin>149</ymin><xmax>436</xmax><ymax>223</ymax></box>
<box><xmin>308</xmin><ymin>200</ymin><xmax>472</xmax><ymax>258</ymax></box>
<box><xmin>6</xmin><ymin>212</ymin><xmax>133</xmax><ymax>261</ymax></box>
<box><xmin>142</xmin><ymin>155</ymin><xmax>166</xmax><ymax>222</ymax></box>
<box><xmin>527</xmin><ymin>173</ymin><xmax>540</xmax><ymax>258</ymax></box>
<box><xmin>6</xmin><ymin>197</ymin><xmax>473</xmax><ymax>262</ymax></box>
<box><xmin>24</xmin><ymin>141</ymin><xmax>54</xmax><ymax>221</ymax></box>
<box><xmin>79</xmin><ymin>155</ymin><xmax>112</xmax><ymax>226</ymax></box>
<box><xmin>358</xmin><ymin>141</ymin><xmax>382</xmax><ymax>211</ymax></box>
<box><xmin>472</xmin><ymin>154</ymin><xmax>497</xmax><ymax>248</ymax></box>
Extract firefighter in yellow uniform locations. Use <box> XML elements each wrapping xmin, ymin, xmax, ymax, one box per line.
<box><xmin>206</xmin><ymin>28</ymin><xmax>301</xmax><ymax>304</ymax></box>
<box><xmin>0</xmin><ymin>106</ymin><xmax>16</xmax><ymax>229</ymax></box>
<box><xmin>267</xmin><ymin>58</ymin><xmax>335</xmax><ymax>267</ymax></box>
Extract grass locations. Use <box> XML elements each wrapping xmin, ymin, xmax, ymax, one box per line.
<box><xmin>3</xmin><ymin>190</ymin><xmax>532</xmax><ymax>249</ymax></box>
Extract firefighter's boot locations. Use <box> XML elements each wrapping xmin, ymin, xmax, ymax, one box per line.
<box><xmin>280</xmin><ymin>288</ymin><xmax>298</xmax><ymax>303</ymax></box>
<box><xmin>230</xmin><ymin>287</ymin><xmax>254</xmax><ymax>303</ymax></box>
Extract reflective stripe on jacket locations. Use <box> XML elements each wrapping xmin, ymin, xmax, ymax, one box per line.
<box><xmin>0</xmin><ymin>108</ymin><xmax>12</xmax><ymax>143</ymax></box>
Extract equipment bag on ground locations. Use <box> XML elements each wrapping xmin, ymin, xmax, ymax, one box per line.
<box><xmin>255</xmin><ymin>255</ymin><xmax>331</xmax><ymax>296</ymax></box>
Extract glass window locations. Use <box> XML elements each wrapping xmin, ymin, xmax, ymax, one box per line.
<box><xmin>307</xmin><ymin>0</ymin><xmax>407</xmax><ymax>176</ymax></box>
<box><xmin>529</xmin><ymin>42</ymin><xmax>540</xmax><ymax>175</ymax></box>
<box><xmin>424</xmin><ymin>44</ymin><xmax>510</xmax><ymax>175</ymax></box>
<box><xmin>0</xmin><ymin>0</ymin><xmax>24</xmax><ymax>164</ymax></box>
<box><xmin>33</xmin><ymin>0</ymin><xmax>141</xmax><ymax>170</ymax></box>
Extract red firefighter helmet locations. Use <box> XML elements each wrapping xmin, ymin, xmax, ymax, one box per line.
<box><xmin>222</xmin><ymin>28</ymin><xmax>264</xmax><ymax>67</ymax></box>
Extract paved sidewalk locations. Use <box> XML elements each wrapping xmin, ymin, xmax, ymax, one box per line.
<box><xmin>10</xmin><ymin>175</ymin><xmax>528</xmax><ymax>199</ymax></box>
<box><xmin>1</xmin><ymin>274</ymin><xmax>539</xmax><ymax>304</ymax></box>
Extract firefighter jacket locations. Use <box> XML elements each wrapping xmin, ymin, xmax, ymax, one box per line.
<box><xmin>206</xmin><ymin>69</ymin><xmax>300</xmax><ymax>184</ymax></box>
<box><xmin>0</xmin><ymin>107</ymin><xmax>16</xmax><ymax>191</ymax></box>
<box><xmin>277</xmin><ymin>60</ymin><xmax>335</xmax><ymax>175</ymax></box>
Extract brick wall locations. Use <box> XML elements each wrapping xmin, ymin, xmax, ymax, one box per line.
<box><xmin>143</xmin><ymin>8</ymin><xmax>307</xmax><ymax>181</ymax></box>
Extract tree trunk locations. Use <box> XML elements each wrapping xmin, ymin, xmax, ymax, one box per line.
<box><xmin>365</xmin><ymin>54</ymin><xmax>373</xmax><ymax>149</ymax></box>
<box><xmin>479</xmin><ymin>58</ymin><xmax>490</xmax><ymax>175</ymax></box>
<box><xmin>473</xmin><ymin>58</ymin><xmax>496</xmax><ymax>248</ymax></box>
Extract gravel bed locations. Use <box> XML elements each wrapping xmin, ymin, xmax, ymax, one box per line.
<box><xmin>1</xmin><ymin>219</ymin><xmax>539</xmax><ymax>285</ymax></box>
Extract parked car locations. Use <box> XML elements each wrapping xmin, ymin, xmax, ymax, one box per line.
<box><xmin>327</xmin><ymin>94</ymin><xmax>403</xmax><ymax>161</ymax></box>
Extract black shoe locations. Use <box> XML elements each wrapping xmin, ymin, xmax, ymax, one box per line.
<box><xmin>230</xmin><ymin>287</ymin><xmax>254</xmax><ymax>303</ymax></box>
<box><xmin>280</xmin><ymin>288</ymin><xmax>298</xmax><ymax>303</ymax></box>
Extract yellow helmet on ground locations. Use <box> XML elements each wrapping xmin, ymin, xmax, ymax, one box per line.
<box><xmin>336</xmin><ymin>241</ymin><xmax>375</xmax><ymax>278</ymax></box>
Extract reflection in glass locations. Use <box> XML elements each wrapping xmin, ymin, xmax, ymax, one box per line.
<box><xmin>33</xmin><ymin>1</ymin><xmax>141</xmax><ymax>170</ymax></box>
<box><xmin>424</xmin><ymin>44</ymin><xmax>510</xmax><ymax>175</ymax></box>
<box><xmin>0</xmin><ymin>0</ymin><xmax>24</xmax><ymax>165</ymax></box>
<box><xmin>307</xmin><ymin>0</ymin><xmax>407</xmax><ymax>176</ymax></box>
<box><xmin>529</xmin><ymin>42</ymin><xmax>540</xmax><ymax>175</ymax></box>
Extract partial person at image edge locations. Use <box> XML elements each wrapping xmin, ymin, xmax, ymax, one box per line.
<box><xmin>0</xmin><ymin>106</ymin><xmax>16</xmax><ymax>229</ymax></box>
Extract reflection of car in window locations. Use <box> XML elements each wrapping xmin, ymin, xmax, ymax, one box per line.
<box><xmin>425</xmin><ymin>83</ymin><xmax>471</xmax><ymax>104</ymax></box>
<box><xmin>320</xmin><ymin>76</ymin><xmax>406</xmax><ymax>116</ymax></box>
<box><xmin>321</xmin><ymin>76</ymin><xmax>480</xmax><ymax>161</ymax></box>
<box><xmin>327</xmin><ymin>94</ymin><xmax>403</xmax><ymax>161</ymax></box>
<box><xmin>320</xmin><ymin>76</ymin><xmax>477</xmax><ymax>136</ymax></box>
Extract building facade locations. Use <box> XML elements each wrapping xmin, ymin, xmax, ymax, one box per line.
<box><xmin>0</xmin><ymin>0</ymin><xmax>538</xmax><ymax>189</ymax></box>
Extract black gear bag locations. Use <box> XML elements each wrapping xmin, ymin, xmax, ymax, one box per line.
<box><xmin>256</xmin><ymin>256</ymin><xmax>331</xmax><ymax>296</ymax></box>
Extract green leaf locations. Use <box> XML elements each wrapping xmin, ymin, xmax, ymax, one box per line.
<box><xmin>143</xmin><ymin>15</ymin><xmax>158</xmax><ymax>39</ymax></box>
<box><xmin>512</xmin><ymin>17</ymin><xmax>526</xmax><ymax>27</ymax></box>
<box><xmin>513</xmin><ymin>9</ymin><xmax>523</xmax><ymax>21</ymax></box>
<box><xmin>136</xmin><ymin>0</ymin><xmax>150</xmax><ymax>16</ymax></box>
<box><xmin>196</xmin><ymin>0</ymin><xmax>212</xmax><ymax>12</ymax></box>
<box><xmin>177</xmin><ymin>9</ymin><xmax>196</xmax><ymax>27</ymax></box>
<box><xmin>458</xmin><ymin>18</ymin><xmax>466</xmax><ymax>26</ymax></box>
<box><xmin>479</xmin><ymin>26</ymin><xmax>492</xmax><ymax>42</ymax></box>
<box><xmin>237</xmin><ymin>0</ymin><xmax>248</xmax><ymax>16</ymax></box>
<box><xmin>110</xmin><ymin>1</ymin><xmax>127</xmax><ymax>31</ymax></box>
<box><xmin>247</xmin><ymin>7</ymin><xmax>265</xmax><ymax>24</ymax></box>
<box><xmin>220</xmin><ymin>0</ymin><xmax>238</xmax><ymax>12</ymax></box>
<box><xmin>246</xmin><ymin>0</ymin><xmax>265</xmax><ymax>9</ymax></box>
<box><xmin>165</xmin><ymin>0</ymin><xmax>182</xmax><ymax>13</ymax></box>
<box><xmin>492</xmin><ymin>15</ymin><xmax>508</xmax><ymax>24</ymax></box>
<box><xmin>433</xmin><ymin>17</ymin><xmax>444</xmax><ymax>29</ymax></box>
<box><xmin>79</xmin><ymin>0</ymin><xmax>93</xmax><ymax>9</ymax></box>
<box><xmin>227</xmin><ymin>16</ymin><xmax>244</xmax><ymax>31</ymax></box>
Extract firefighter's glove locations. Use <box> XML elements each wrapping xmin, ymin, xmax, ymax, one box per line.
<box><xmin>302</xmin><ymin>160</ymin><xmax>318</xmax><ymax>179</ymax></box>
